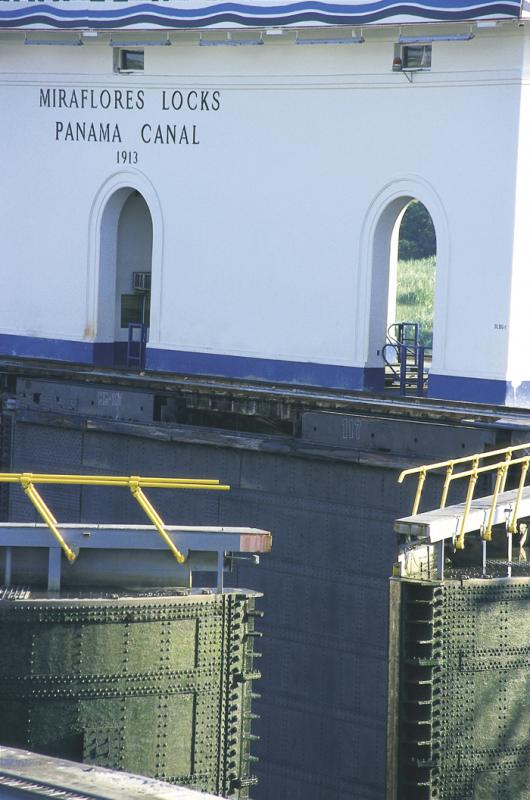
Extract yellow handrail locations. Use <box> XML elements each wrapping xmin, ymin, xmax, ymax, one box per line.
<box><xmin>398</xmin><ymin>442</ymin><xmax>530</xmax><ymax>549</ymax></box>
<box><xmin>398</xmin><ymin>442</ymin><xmax>530</xmax><ymax>513</ymax></box>
<box><xmin>0</xmin><ymin>473</ymin><xmax>223</xmax><ymax>487</ymax></box>
<box><xmin>0</xmin><ymin>472</ymin><xmax>230</xmax><ymax>564</ymax></box>
<box><xmin>398</xmin><ymin>440</ymin><xmax>530</xmax><ymax>483</ymax></box>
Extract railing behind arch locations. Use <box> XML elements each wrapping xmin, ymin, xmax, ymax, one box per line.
<box><xmin>383</xmin><ymin>321</ymin><xmax>427</xmax><ymax>397</ymax></box>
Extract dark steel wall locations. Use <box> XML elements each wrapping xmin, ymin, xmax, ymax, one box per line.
<box><xmin>5</xmin><ymin>394</ymin><xmax>499</xmax><ymax>800</ymax></box>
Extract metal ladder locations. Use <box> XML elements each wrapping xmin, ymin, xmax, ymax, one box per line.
<box><xmin>382</xmin><ymin>322</ymin><xmax>427</xmax><ymax>396</ymax></box>
<box><xmin>126</xmin><ymin>323</ymin><xmax>147</xmax><ymax>370</ymax></box>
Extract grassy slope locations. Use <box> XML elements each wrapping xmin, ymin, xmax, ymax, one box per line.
<box><xmin>395</xmin><ymin>256</ymin><xmax>436</xmax><ymax>347</ymax></box>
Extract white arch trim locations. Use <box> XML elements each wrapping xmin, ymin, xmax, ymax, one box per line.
<box><xmin>355</xmin><ymin>175</ymin><xmax>451</xmax><ymax>375</ymax></box>
<box><xmin>85</xmin><ymin>170</ymin><xmax>164</xmax><ymax>344</ymax></box>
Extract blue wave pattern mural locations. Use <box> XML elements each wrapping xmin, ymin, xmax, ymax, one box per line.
<box><xmin>0</xmin><ymin>0</ymin><xmax>520</xmax><ymax>28</ymax></box>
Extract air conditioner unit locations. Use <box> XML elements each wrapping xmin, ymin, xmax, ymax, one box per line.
<box><xmin>133</xmin><ymin>272</ymin><xmax>151</xmax><ymax>292</ymax></box>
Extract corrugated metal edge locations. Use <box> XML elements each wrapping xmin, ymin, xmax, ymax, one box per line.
<box><xmin>385</xmin><ymin>578</ymin><xmax>401</xmax><ymax>800</ymax></box>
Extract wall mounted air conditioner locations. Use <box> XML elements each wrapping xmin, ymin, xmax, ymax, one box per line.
<box><xmin>133</xmin><ymin>272</ymin><xmax>151</xmax><ymax>292</ymax></box>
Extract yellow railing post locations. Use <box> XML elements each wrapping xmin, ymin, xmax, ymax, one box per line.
<box><xmin>499</xmin><ymin>450</ymin><xmax>512</xmax><ymax>494</ymax></box>
<box><xmin>509</xmin><ymin>458</ymin><xmax>530</xmax><ymax>534</ymax></box>
<box><xmin>455</xmin><ymin>459</ymin><xmax>479</xmax><ymax>550</ymax></box>
<box><xmin>440</xmin><ymin>462</ymin><xmax>454</xmax><ymax>509</ymax></box>
<box><xmin>412</xmin><ymin>469</ymin><xmax>427</xmax><ymax>516</ymax></box>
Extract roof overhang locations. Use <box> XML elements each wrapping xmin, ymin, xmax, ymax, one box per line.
<box><xmin>0</xmin><ymin>0</ymin><xmax>521</xmax><ymax>31</ymax></box>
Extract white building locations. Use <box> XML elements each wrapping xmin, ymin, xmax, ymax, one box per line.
<box><xmin>1</xmin><ymin>0</ymin><xmax>530</xmax><ymax>405</ymax></box>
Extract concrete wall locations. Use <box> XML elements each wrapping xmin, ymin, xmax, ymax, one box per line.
<box><xmin>0</xmin><ymin>25</ymin><xmax>528</xmax><ymax>403</ymax></box>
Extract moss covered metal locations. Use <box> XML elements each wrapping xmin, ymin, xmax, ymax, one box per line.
<box><xmin>389</xmin><ymin>579</ymin><xmax>530</xmax><ymax>800</ymax></box>
<box><xmin>0</xmin><ymin>589</ymin><xmax>262</xmax><ymax>799</ymax></box>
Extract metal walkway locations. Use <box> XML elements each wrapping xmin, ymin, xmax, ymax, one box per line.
<box><xmin>0</xmin><ymin>471</ymin><xmax>271</xmax><ymax>592</ymax></box>
<box><xmin>396</xmin><ymin>440</ymin><xmax>530</xmax><ymax>579</ymax></box>
<box><xmin>395</xmin><ymin>484</ymin><xmax>530</xmax><ymax>543</ymax></box>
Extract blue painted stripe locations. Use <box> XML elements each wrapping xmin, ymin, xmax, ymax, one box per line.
<box><xmin>146</xmin><ymin>346</ymin><xmax>381</xmax><ymax>390</ymax></box>
<box><xmin>428</xmin><ymin>373</ymin><xmax>530</xmax><ymax>407</ymax></box>
<box><xmin>1</xmin><ymin>9</ymin><xmax>517</xmax><ymax>27</ymax></box>
<box><xmin>0</xmin><ymin>0</ymin><xmax>518</xmax><ymax>26</ymax></box>
<box><xmin>0</xmin><ymin>333</ymin><xmax>103</xmax><ymax>364</ymax></box>
<box><xmin>0</xmin><ymin>333</ymin><xmax>384</xmax><ymax>391</ymax></box>
<box><xmin>3</xmin><ymin>0</ymin><xmax>515</xmax><ymax>19</ymax></box>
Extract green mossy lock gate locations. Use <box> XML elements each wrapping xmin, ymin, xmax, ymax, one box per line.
<box><xmin>0</xmin><ymin>589</ymin><xmax>262</xmax><ymax>799</ymax></box>
<box><xmin>389</xmin><ymin>579</ymin><xmax>530</xmax><ymax>800</ymax></box>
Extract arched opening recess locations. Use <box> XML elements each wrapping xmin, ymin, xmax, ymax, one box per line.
<box><xmin>97</xmin><ymin>189</ymin><xmax>153</xmax><ymax>367</ymax></box>
<box><xmin>370</xmin><ymin>197</ymin><xmax>437</xmax><ymax>394</ymax></box>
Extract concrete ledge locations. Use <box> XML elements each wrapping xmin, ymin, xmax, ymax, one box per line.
<box><xmin>394</xmin><ymin>485</ymin><xmax>530</xmax><ymax>542</ymax></box>
<box><xmin>0</xmin><ymin>746</ymin><xmax>223</xmax><ymax>799</ymax></box>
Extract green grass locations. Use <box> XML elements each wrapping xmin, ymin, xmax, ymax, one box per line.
<box><xmin>395</xmin><ymin>256</ymin><xmax>436</xmax><ymax>347</ymax></box>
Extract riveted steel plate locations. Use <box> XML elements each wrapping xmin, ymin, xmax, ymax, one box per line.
<box><xmin>391</xmin><ymin>579</ymin><xmax>530</xmax><ymax>800</ymax></box>
<box><xmin>0</xmin><ymin>590</ymin><xmax>262</xmax><ymax>800</ymax></box>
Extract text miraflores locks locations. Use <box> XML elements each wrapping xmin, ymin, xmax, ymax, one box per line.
<box><xmin>39</xmin><ymin>87</ymin><xmax>221</xmax><ymax>112</ymax></box>
<box><xmin>39</xmin><ymin>86</ymin><xmax>221</xmax><ymax>149</ymax></box>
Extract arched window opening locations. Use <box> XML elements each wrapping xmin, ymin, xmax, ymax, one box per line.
<box><xmin>394</xmin><ymin>200</ymin><xmax>436</xmax><ymax>349</ymax></box>
<box><xmin>378</xmin><ymin>199</ymin><xmax>437</xmax><ymax>395</ymax></box>
<box><xmin>97</xmin><ymin>188</ymin><xmax>153</xmax><ymax>368</ymax></box>
<box><xmin>115</xmin><ymin>192</ymin><xmax>153</xmax><ymax>343</ymax></box>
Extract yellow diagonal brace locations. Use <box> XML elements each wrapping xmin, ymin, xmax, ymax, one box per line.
<box><xmin>129</xmin><ymin>479</ymin><xmax>186</xmax><ymax>564</ymax></box>
<box><xmin>21</xmin><ymin>478</ymin><xmax>77</xmax><ymax>563</ymax></box>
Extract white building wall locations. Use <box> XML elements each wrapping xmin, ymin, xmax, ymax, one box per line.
<box><xmin>0</xmin><ymin>26</ymin><xmax>527</xmax><ymax>400</ymax></box>
<box><xmin>506</xmin><ymin>34</ymin><xmax>530</xmax><ymax>404</ymax></box>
